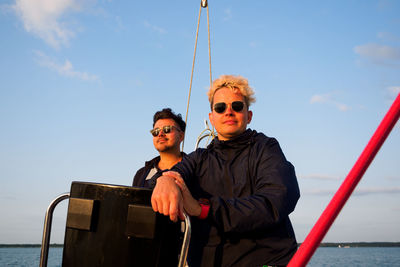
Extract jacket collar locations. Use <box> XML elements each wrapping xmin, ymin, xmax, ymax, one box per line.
<box><xmin>210</xmin><ymin>129</ymin><xmax>256</xmax><ymax>149</ymax></box>
<box><xmin>144</xmin><ymin>156</ymin><xmax>161</xmax><ymax>169</ymax></box>
<box><xmin>144</xmin><ymin>152</ymin><xmax>187</xmax><ymax>168</ymax></box>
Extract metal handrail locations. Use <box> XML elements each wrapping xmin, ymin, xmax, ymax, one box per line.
<box><xmin>195</xmin><ymin>120</ymin><xmax>215</xmax><ymax>150</ymax></box>
<box><xmin>39</xmin><ymin>192</ymin><xmax>191</xmax><ymax>267</ymax></box>
<box><xmin>39</xmin><ymin>193</ymin><xmax>70</xmax><ymax>267</ymax></box>
<box><xmin>178</xmin><ymin>213</ymin><xmax>191</xmax><ymax>267</ymax></box>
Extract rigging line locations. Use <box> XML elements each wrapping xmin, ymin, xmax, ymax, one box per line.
<box><xmin>182</xmin><ymin>0</ymin><xmax>213</xmax><ymax>151</ymax></box>
<box><xmin>206</xmin><ymin>4</ymin><xmax>212</xmax><ymax>86</ymax></box>
<box><xmin>206</xmin><ymin>4</ymin><xmax>216</xmax><ymax>139</ymax></box>
<box><xmin>182</xmin><ymin>4</ymin><xmax>201</xmax><ymax>151</ymax></box>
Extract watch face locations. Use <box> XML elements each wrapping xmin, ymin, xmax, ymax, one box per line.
<box><xmin>199</xmin><ymin>198</ymin><xmax>210</xmax><ymax>205</ymax></box>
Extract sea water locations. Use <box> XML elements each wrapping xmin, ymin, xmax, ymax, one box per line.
<box><xmin>0</xmin><ymin>246</ymin><xmax>400</xmax><ymax>266</ymax></box>
<box><xmin>0</xmin><ymin>247</ymin><xmax>62</xmax><ymax>267</ymax></box>
<box><xmin>308</xmin><ymin>247</ymin><xmax>400</xmax><ymax>266</ymax></box>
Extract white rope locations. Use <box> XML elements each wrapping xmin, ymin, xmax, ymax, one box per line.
<box><xmin>206</xmin><ymin>5</ymin><xmax>212</xmax><ymax>87</ymax></box>
<box><xmin>182</xmin><ymin>0</ymin><xmax>213</xmax><ymax>151</ymax></box>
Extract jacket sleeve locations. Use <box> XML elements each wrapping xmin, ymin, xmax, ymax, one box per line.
<box><xmin>132</xmin><ymin>166</ymin><xmax>146</xmax><ymax>187</ymax></box>
<box><xmin>209</xmin><ymin>138</ymin><xmax>300</xmax><ymax>234</ymax></box>
<box><xmin>171</xmin><ymin>150</ymin><xmax>203</xmax><ymax>191</ymax></box>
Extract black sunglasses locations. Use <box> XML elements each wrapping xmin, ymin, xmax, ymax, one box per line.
<box><xmin>213</xmin><ymin>101</ymin><xmax>245</xmax><ymax>114</ymax></box>
<box><xmin>150</xmin><ymin>125</ymin><xmax>180</xmax><ymax>137</ymax></box>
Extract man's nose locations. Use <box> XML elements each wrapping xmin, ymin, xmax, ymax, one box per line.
<box><xmin>224</xmin><ymin>104</ymin><xmax>234</xmax><ymax>115</ymax></box>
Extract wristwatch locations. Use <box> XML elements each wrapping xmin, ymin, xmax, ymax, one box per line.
<box><xmin>198</xmin><ymin>198</ymin><xmax>210</xmax><ymax>219</ymax></box>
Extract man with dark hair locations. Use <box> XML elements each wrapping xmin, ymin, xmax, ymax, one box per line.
<box><xmin>133</xmin><ymin>108</ymin><xmax>186</xmax><ymax>188</ymax></box>
<box><xmin>132</xmin><ymin>108</ymin><xmax>186</xmax><ymax>267</ymax></box>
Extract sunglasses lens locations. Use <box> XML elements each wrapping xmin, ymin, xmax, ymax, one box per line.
<box><xmin>232</xmin><ymin>101</ymin><xmax>244</xmax><ymax>112</ymax></box>
<box><xmin>214</xmin><ymin>103</ymin><xmax>227</xmax><ymax>113</ymax></box>
<box><xmin>214</xmin><ymin>102</ymin><xmax>244</xmax><ymax>113</ymax></box>
<box><xmin>151</xmin><ymin>126</ymin><xmax>175</xmax><ymax>136</ymax></box>
<box><xmin>163</xmin><ymin>126</ymin><xmax>172</xmax><ymax>134</ymax></box>
<box><xmin>151</xmin><ymin>128</ymin><xmax>160</xmax><ymax>137</ymax></box>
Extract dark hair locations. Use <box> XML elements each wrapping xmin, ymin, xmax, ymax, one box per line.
<box><xmin>153</xmin><ymin>108</ymin><xmax>186</xmax><ymax>132</ymax></box>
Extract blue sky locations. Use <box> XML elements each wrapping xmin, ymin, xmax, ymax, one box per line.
<box><xmin>0</xmin><ymin>0</ymin><xmax>399</xmax><ymax>244</ymax></box>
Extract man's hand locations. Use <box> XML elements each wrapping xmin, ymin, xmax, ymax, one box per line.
<box><xmin>151</xmin><ymin>175</ymin><xmax>184</xmax><ymax>222</ymax></box>
<box><xmin>164</xmin><ymin>171</ymin><xmax>201</xmax><ymax>217</ymax></box>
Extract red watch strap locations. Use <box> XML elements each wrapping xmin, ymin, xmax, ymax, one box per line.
<box><xmin>198</xmin><ymin>199</ymin><xmax>210</xmax><ymax>219</ymax></box>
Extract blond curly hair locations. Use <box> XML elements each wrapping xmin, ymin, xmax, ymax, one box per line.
<box><xmin>207</xmin><ymin>75</ymin><xmax>256</xmax><ymax>109</ymax></box>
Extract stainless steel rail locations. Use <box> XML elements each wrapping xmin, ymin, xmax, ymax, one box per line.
<box><xmin>39</xmin><ymin>193</ymin><xmax>70</xmax><ymax>267</ymax></box>
<box><xmin>178</xmin><ymin>213</ymin><xmax>191</xmax><ymax>267</ymax></box>
<box><xmin>195</xmin><ymin>120</ymin><xmax>215</xmax><ymax>150</ymax></box>
<box><xmin>39</xmin><ymin>193</ymin><xmax>191</xmax><ymax>267</ymax></box>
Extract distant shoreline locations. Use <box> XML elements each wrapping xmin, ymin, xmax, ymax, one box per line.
<box><xmin>0</xmin><ymin>244</ymin><xmax>63</xmax><ymax>248</ymax></box>
<box><xmin>316</xmin><ymin>242</ymin><xmax>400</xmax><ymax>247</ymax></box>
<box><xmin>1</xmin><ymin>242</ymin><xmax>400</xmax><ymax>248</ymax></box>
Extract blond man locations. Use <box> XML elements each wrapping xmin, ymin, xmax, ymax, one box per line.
<box><xmin>152</xmin><ymin>75</ymin><xmax>300</xmax><ymax>267</ymax></box>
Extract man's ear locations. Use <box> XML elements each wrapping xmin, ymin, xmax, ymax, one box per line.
<box><xmin>247</xmin><ymin>110</ymin><xmax>253</xmax><ymax>124</ymax></box>
<box><xmin>208</xmin><ymin>112</ymin><xmax>215</xmax><ymax>127</ymax></box>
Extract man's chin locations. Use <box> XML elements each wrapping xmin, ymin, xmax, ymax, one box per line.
<box><xmin>156</xmin><ymin>146</ymin><xmax>173</xmax><ymax>153</ymax></box>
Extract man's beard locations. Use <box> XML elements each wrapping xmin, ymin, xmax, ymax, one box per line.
<box><xmin>156</xmin><ymin>143</ymin><xmax>176</xmax><ymax>153</ymax></box>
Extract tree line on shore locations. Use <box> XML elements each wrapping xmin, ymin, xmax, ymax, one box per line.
<box><xmin>1</xmin><ymin>242</ymin><xmax>400</xmax><ymax>248</ymax></box>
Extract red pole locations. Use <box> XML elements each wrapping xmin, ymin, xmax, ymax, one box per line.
<box><xmin>288</xmin><ymin>93</ymin><xmax>400</xmax><ymax>267</ymax></box>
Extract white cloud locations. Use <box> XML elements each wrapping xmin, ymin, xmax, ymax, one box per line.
<box><xmin>35</xmin><ymin>50</ymin><xmax>99</xmax><ymax>81</ymax></box>
<box><xmin>385</xmin><ymin>86</ymin><xmax>400</xmax><ymax>104</ymax></box>
<box><xmin>114</xmin><ymin>15</ymin><xmax>125</xmax><ymax>32</ymax></box>
<box><xmin>144</xmin><ymin>20</ymin><xmax>167</xmax><ymax>34</ymax></box>
<box><xmin>354</xmin><ymin>43</ymin><xmax>400</xmax><ymax>67</ymax></box>
<box><xmin>223</xmin><ymin>8</ymin><xmax>232</xmax><ymax>21</ymax></box>
<box><xmin>300</xmin><ymin>174</ymin><xmax>342</xmax><ymax>181</ymax></box>
<box><xmin>354</xmin><ymin>43</ymin><xmax>400</xmax><ymax>60</ymax></box>
<box><xmin>353</xmin><ymin>186</ymin><xmax>400</xmax><ymax>196</ymax></box>
<box><xmin>336</xmin><ymin>103</ymin><xmax>349</xmax><ymax>112</ymax></box>
<box><xmin>249</xmin><ymin>41</ymin><xmax>260</xmax><ymax>48</ymax></box>
<box><xmin>13</xmin><ymin>0</ymin><xmax>91</xmax><ymax>49</ymax></box>
<box><xmin>377</xmin><ymin>32</ymin><xmax>400</xmax><ymax>42</ymax></box>
<box><xmin>304</xmin><ymin>186</ymin><xmax>400</xmax><ymax>196</ymax></box>
<box><xmin>303</xmin><ymin>188</ymin><xmax>335</xmax><ymax>196</ymax></box>
<box><xmin>387</xmin><ymin>86</ymin><xmax>400</xmax><ymax>96</ymax></box>
<box><xmin>386</xmin><ymin>176</ymin><xmax>400</xmax><ymax>181</ymax></box>
<box><xmin>310</xmin><ymin>93</ymin><xmax>350</xmax><ymax>112</ymax></box>
<box><xmin>310</xmin><ymin>94</ymin><xmax>329</xmax><ymax>104</ymax></box>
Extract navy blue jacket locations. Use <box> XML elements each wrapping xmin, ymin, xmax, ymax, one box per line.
<box><xmin>133</xmin><ymin>153</ymin><xmax>187</xmax><ymax>189</ymax></box>
<box><xmin>132</xmin><ymin>156</ymin><xmax>162</xmax><ymax>189</ymax></box>
<box><xmin>173</xmin><ymin>129</ymin><xmax>300</xmax><ymax>267</ymax></box>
